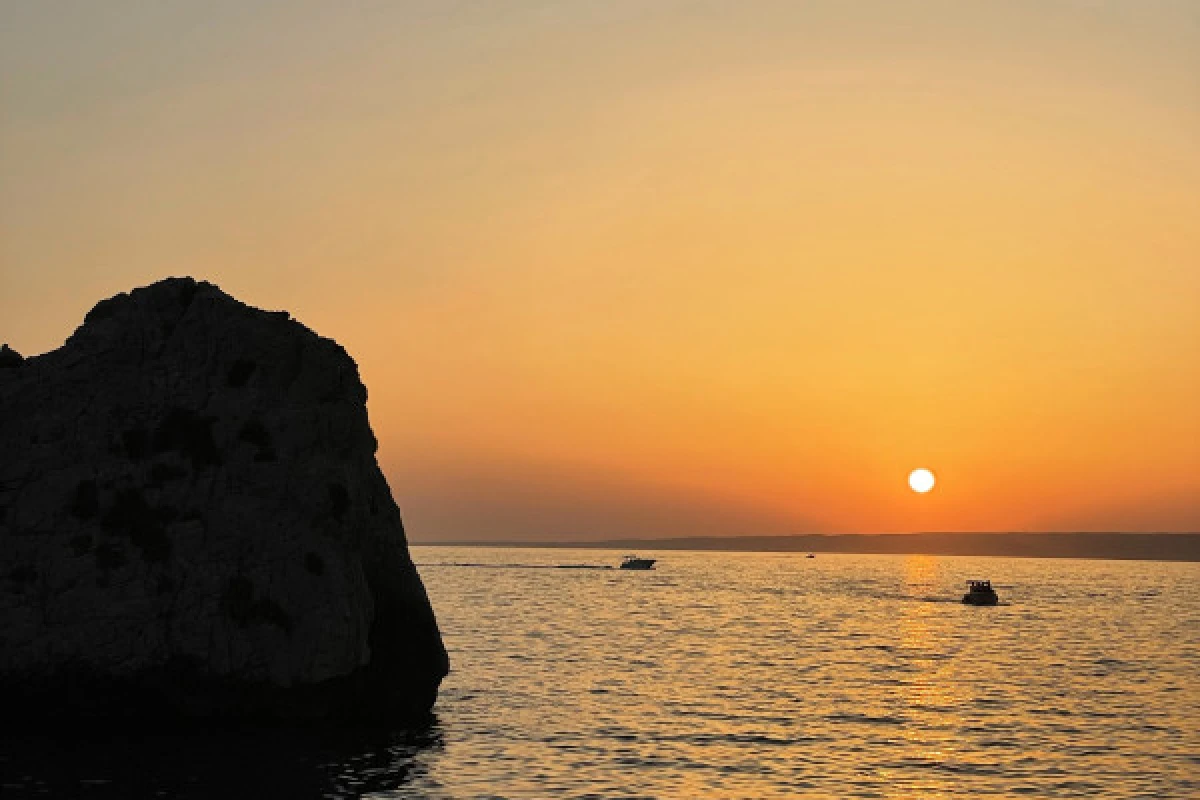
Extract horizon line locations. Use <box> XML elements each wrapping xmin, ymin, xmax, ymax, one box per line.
<box><xmin>410</xmin><ymin>532</ymin><xmax>1200</xmax><ymax>563</ymax></box>
<box><xmin>413</xmin><ymin>531</ymin><xmax>1200</xmax><ymax>542</ymax></box>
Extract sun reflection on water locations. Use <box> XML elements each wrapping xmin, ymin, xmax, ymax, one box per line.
<box><xmin>10</xmin><ymin>550</ymin><xmax>1192</xmax><ymax>798</ymax></box>
<box><xmin>407</xmin><ymin>549</ymin><xmax>1199</xmax><ymax>798</ymax></box>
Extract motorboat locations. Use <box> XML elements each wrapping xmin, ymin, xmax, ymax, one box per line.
<box><xmin>962</xmin><ymin>580</ymin><xmax>999</xmax><ymax>605</ymax></box>
<box><xmin>806</xmin><ymin>553</ymin><xmax>815</xmax><ymax>559</ymax></box>
<box><xmin>618</xmin><ymin>555</ymin><xmax>656</xmax><ymax>570</ymax></box>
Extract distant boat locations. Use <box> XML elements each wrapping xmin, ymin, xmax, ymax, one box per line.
<box><xmin>962</xmin><ymin>580</ymin><xmax>999</xmax><ymax>606</ymax></box>
<box><xmin>619</xmin><ymin>555</ymin><xmax>656</xmax><ymax>570</ymax></box>
<box><xmin>806</xmin><ymin>553</ymin><xmax>815</xmax><ymax>559</ymax></box>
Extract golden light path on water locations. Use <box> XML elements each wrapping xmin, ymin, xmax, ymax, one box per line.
<box><xmin>405</xmin><ymin>548</ymin><xmax>1199</xmax><ymax>799</ymax></box>
<box><xmin>2</xmin><ymin>549</ymin><xmax>1194</xmax><ymax>797</ymax></box>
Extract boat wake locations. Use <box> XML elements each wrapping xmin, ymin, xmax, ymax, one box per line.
<box><xmin>415</xmin><ymin>562</ymin><xmax>614</xmax><ymax>570</ymax></box>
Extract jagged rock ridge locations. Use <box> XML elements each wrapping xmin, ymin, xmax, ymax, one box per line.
<box><xmin>0</xmin><ymin>278</ymin><xmax>448</xmax><ymax>722</ymax></box>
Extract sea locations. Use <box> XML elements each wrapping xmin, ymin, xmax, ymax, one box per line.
<box><xmin>2</xmin><ymin>547</ymin><xmax>1197</xmax><ymax>798</ymax></box>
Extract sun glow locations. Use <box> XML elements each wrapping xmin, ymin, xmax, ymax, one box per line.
<box><xmin>909</xmin><ymin>469</ymin><xmax>936</xmax><ymax>494</ymax></box>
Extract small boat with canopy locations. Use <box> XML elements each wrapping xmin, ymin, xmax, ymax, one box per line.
<box><xmin>962</xmin><ymin>580</ymin><xmax>999</xmax><ymax>605</ymax></box>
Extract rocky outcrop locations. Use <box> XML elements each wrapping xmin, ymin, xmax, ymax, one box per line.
<box><xmin>0</xmin><ymin>278</ymin><xmax>448</xmax><ymax>723</ymax></box>
<box><xmin>0</xmin><ymin>344</ymin><xmax>23</xmax><ymax>368</ymax></box>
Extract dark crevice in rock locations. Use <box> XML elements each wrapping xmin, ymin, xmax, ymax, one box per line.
<box><xmin>221</xmin><ymin>576</ymin><xmax>293</xmax><ymax>634</ymax></box>
<box><xmin>9</xmin><ymin>564</ymin><xmax>37</xmax><ymax>584</ymax></box>
<box><xmin>226</xmin><ymin>358</ymin><xmax>257</xmax><ymax>388</ymax></box>
<box><xmin>149</xmin><ymin>462</ymin><xmax>189</xmax><ymax>486</ymax></box>
<box><xmin>70</xmin><ymin>480</ymin><xmax>99</xmax><ymax>519</ymax></box>
<box><xmin>94</xmin><ymin>542</ymin><xmax>126</xmax><ymax>570</ymax></box>
<box><xmin>238</xmin><ymin>419</ymin><xmax>270</xmax><ymax>448</ymax></box>
<box><xmin>238</xmin><ymin>418</ymin><xmax>276</xmax><ymax>462</ymax></box>
<box><xmin>122</xmin><ymin>428</ymin><xmax>149</xmax><ymax>461</ymax></box>
<box><xmin>152</xmin><ymin>407</ymin><xmax>221</xmax><ymax>469</ymax></box>
<box><xmin>100</xmin><ymin>488</ymin><xmax>172</xmax><ymax>562</ymax></box>
<box><xmin>328</xmin><ymin>483</ymin><xmax>350</xmax><ymax>520</ymax></box>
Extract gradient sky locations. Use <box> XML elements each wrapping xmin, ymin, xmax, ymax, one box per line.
<box><xmin>2</xmin><ymin>1</ymin><xmax>1198</xmax><ymax>539</ymax></box>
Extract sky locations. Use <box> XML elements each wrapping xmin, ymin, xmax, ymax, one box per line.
<box><xmin>2</xmin><ymin>1</ymin><xmax>1198</xmax><ymax>539</ymax></box>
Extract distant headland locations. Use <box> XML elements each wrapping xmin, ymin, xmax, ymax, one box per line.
<box><xmin>421</xmin><ymin>533</ymin><xmax>1200</xmax><ymax>562</ymax></box>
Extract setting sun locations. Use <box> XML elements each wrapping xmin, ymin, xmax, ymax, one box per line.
<box><xmin>909</xmin><ymin>469</ymin><xmax>936</xmax><ymax>494</ymax></box>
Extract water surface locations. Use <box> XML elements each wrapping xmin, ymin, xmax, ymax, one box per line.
<box><xmin>3</xmin><ymin>549</ymin><xmax>1196</xmax><ymax>798</ymax></box>
<box><xmin>414</xmin><ymin>548</ymin><xmax>1197</xmax><ymax>799</ymax></box>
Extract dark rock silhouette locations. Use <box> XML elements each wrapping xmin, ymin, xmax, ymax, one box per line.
<box><xmin>0</xmin><ymin>344</ymin><xmax>23</xmax><ymax>368</ymax></box>
<box><xmin>0</xmin><ymin>278</ymin><xmax>448</xmax><ymax>723</ymax></box>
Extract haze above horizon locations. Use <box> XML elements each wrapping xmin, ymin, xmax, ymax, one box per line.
<box><xmin>2</xmin><ymin>1</ymin><xmax>1197</xmax><ymax>539</ymax></box>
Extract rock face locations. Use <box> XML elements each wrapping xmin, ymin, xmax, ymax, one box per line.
<box><xmin>0</xmin><ymin>278</ymin><xmax>448</xmax><ymax>723</ymax></box>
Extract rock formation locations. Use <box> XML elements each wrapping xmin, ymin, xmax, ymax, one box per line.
<box><xmin>0</xmin><ymin>278</ymin><xmax>448</xmax><ymax>723</ymax></box>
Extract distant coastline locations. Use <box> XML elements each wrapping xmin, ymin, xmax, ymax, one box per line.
<box><xmin>416</xmin><ymin>533</ymin><xmax>1200</xmax><ymax>562</ymax></box>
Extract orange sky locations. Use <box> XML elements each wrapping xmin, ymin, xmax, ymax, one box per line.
<box><xmin>2</xmin><ymin>2</ymin><xmax>1198</xmax><ymax>538</ymax></box>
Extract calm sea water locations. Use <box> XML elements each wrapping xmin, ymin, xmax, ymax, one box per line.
<box><xmin>3</xmin><ymin>548</ymin><xmax>1197</xmax><ymax>798</ymax></box>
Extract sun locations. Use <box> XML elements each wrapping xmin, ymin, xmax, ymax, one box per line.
<box><xmin>908</xmin><ymin>468</ymin><xmax>936</xmax><ymax>494</ymax></box>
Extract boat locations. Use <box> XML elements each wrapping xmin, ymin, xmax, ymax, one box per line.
<box><xmin>962</xmin><ymin>580</ymin><xmax>999</xmax><ymax>605</ymax></box>
<box><xmin>806</xmin><ymin>553</ymin><xmax>815</xmax><ymax>559</ymax></box>
<box><xmin>618</xmin><ymin>555</ymin><xmax>656</xmax><ymax>570</ymax></box>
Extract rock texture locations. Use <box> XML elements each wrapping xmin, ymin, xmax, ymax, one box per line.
<box><xmin>0</xmin><ymin>278</ymin><xmax>448</xmax><ymax>723</ymax></box>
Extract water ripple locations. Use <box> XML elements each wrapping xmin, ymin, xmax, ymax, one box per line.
<box><xmin>2</xmin><ymin>549</ymin><xmax>1195</xmax><ymax>798</ymax></box>
<box><xmin>413</xmin><ymin>549</ymin><xmax>1199</xmax><ymax>799</ymax></box>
